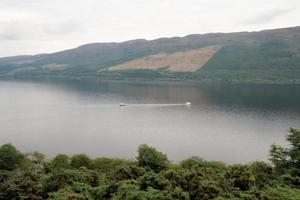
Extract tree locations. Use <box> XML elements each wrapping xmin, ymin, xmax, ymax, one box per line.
<box><xmin>286</xmin><ymin>128</ymin><xmax>300</xmax><ymax>168</ymax></box>
<box><xmin>51</xmin><ymin>154</ymin><xmax>71</xmax><ymax>169</ymax></box>
<box><xmin>269</xmin><ymin>128</ymin><xmax>300</xmax><ymax>172</ymax></box>
<box><xmin>93</xmin><ymin>157</ymin><xmax>130</xmax><ymax>173</ymax></box>
<box><xmin>0</xmin><ymin>144</ymin><xmax>24</xmax><ymax>171</ymax></box>
<box><xmin>112</xmin><ymin>164</ymin><xmax>146</xmax><ymax>181</ymax></box>
<box><xmin>26</xmin><ymin>151</ymin><xmax>46</xmax><ymax>173</ymax></box>
<box><xmin>269</xmin><ymin>144</ymin><xmax>289</xmax><ymax>173</ymax></box>
<box><xmin>248</xmin><ymin>161</ymin><xmax>273</xmax><ymax>188</ymax></box>
<box><xmin>269</xmin><ymin>128</ymin><xmax>300</xmax><ymax>187</ymax></box>
<box><xmin>137</xmin><ymin>144</ymin><xmax>169</xmax><ymax>172</ymax></box>
<box><xmin>0</xmin><ymin>173</ymin><xmax>43</xmax><ymax>200</ymax></box>
<box><xmin>180</xmin><ymin>156</ymin><xmax>205</xmax><ymax>169</ymax></box>
<box><xmin>70</xmin><ymin>154</ymin><xmax>92</xmax><ymax>169</ymax></box>
<box><xmin>260</xmin><ymin>185</ymin><xmax>300</xmax><ymax>200</ymax></box>
<box><xmin>227</xmin><ymin>165</ymin><xmax>255</xmax><ymax>191</ymax></box>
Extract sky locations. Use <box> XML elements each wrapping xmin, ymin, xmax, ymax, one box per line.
<box><xmin>0</xmin><ymin>0</ymin><xmax>299</xmax><ymax>57</ymax></box>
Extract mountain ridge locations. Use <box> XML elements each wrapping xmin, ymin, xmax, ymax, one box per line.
<box><xmin>3</xmin><ymin>25</ymin><xmax>299</xmax><ymax>59</ymax></box>
<box><xmin>1</xmin><ymin>26</ymin><xmax>300</xmax><ymax>83</ymax></box>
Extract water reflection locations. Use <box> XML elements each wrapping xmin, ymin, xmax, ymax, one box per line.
<box><xmin>0</xmin><ymin>79</ymin><xmax>299</xmax><ymax>163</ymax></box>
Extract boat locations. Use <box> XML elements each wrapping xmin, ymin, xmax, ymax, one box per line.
<box><xmin>119</xmin><ymin>103</ymin><xmax>126</xmax><ymax>107</ymax></box>
<box><xmin>185</xmin><ymin>102</ymin><xmax>191</xmax><ymax>106</ymax></box>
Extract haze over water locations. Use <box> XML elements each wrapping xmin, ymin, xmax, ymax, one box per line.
<box><xmin>0</xmin><ymin>79</ymin><xmax>299</xmax><ymax>163</ymax></box>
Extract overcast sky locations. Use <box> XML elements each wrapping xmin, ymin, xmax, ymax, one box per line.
<box><xmin>0</xmin><ymin>0</ymin><xmax>299</xmax><ymax>57</ymax></box>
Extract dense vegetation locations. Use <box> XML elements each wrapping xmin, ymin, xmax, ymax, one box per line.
<box><xmin>197</xmin><ymin>41</ymin><xmax>300</xmax><ymax>83</ymax></box>
<box><xmin>0</xmin><ymin>128</ymin><xmax>300</xmax><ymax>199</ymax></box>
<box><xmin>1</xmin><ymin>26</ymin><xmax>300</xmax><ymax>83</ymax></box>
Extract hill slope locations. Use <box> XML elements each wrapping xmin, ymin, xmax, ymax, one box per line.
<box><xmin>1</xmin><ymin>26</ymin><xmax>300</xmax><ymax>83</ymax></box>
<box><xmin>108</xmin><ymin>46</ymin><xmax>220</xmax><ymax>72</ymax></box>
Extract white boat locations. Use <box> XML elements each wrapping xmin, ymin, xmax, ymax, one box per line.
<box><xmin>185</xmin><ymin>102</ymin><xmax>191</xmax><ymax>106</ymax></box>
<box><xmin>119</xmin><ymin>103</ymin><xmax>126</xmax><ymax>107</ymax></box>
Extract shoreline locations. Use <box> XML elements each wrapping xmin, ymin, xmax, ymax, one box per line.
<box><xmin>1</xmin><ymin>74</ymin><xmax>300</xmax><ymax>85</ymax></box>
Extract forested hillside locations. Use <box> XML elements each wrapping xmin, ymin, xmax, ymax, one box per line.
<box><xmin>0</xmin><ymin>128</ymin><xmax>300</xmax><ymax>199</ymax></box>
<box><xmin>1</xmin><ymin>26</ymin><xmax>300</xmax><ymax>83</ymax></box>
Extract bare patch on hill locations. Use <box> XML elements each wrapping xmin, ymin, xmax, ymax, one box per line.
<box><xmin>108</xmin><ymin>46</ymin><xmax>220</xmax><ymax>72</ymax></box>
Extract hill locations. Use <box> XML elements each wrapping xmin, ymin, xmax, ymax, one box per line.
<box><xmin>1</xmin><ymin>26</ymin><xmax>300</xmax><ymax>83</ymax></box>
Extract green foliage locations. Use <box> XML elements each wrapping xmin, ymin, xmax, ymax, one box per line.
<box><xmin>269</xmin><ymin>128</ymin><xmax>300</xmax><ymax>187</ymax></box>
<box><xmin>269</xmin><ymin>144</ymin><xmax>289</xmax><ymax>173</ymax></box>
<box><xmin>0</xmin><ymin>143</ymin><xmax>24</xmax><ymax>171</ymax></box>
<box><xmin>0</xmin><ymin>172</ymin><xmax>43</xmax><ymax>200</ymax></box>
<box><xmin>180</xmin><ymin>156</ymin><xmax>205</xmax><ymax>169</ymax></box>
<box><xmin>111</xmin><ymin>163</ymin><xmax>146</xmax><ymax>181</ymax></box>
<box><xmin>51</xmin><ymin>154</ymin><xmax>71</xmax><ymax>169</ymax></box>
<box><xmin>269</xmin><ymin>128</ymin><xmax>300</xmax><ymax>170</ymax></box>
<box><xmin>247</xmin><ymin>161</ymin><xmax>273</xmax><ymax>188</ymax></box>
<box><xmin>0</xmin><ymin>128</ymin><xmax>299</xmax><ymax>199</ymax></box>
<box><xmin>25</xmin><ymin>151</ymin><xmax>46</xmax><ymax>173</ymax></box>
<box><xmin>260</xmin><ymin>186</ymin><xmax>300</xmax><ymax>200</ymax></box>
<box><xmin>112</xmin><ymin>180</ymin><xmax>152</xmax><ymax>200</ymax></box>
<box><xmin>70</xmin><ymin>154</ymin><xmax>92</xmax><ymax>169</ymax></box>
<box><xmin>227</xmin><ymin>165</ymin><xmax>256</xmax><ymax>191</ymax></box>
<box><xmin>203</xmin><ymin>42</ymin><xmax>300</xmax><ymax>71</ymax></box>
<box><xmin>177</xmin><ymin>167</ymin><xmax>228</xmax><ymax>200</ymax></box>
<box><xmin>93</xmin><ymin>157</ymin><xmax>131</xmax><ymax>173</ymax></box>
<box><xmin>286</xmin><ymin>128</ymin><xmax>300</xmax><ymax>168</ymax></box>
<box><xmin>197</xmin><ymin>41</ymin><xmax>300</xmax><ymax>83</ymax></box>
<box><xmin>139</xmin><ymin>171</ymin><xmax>170</xmax><ymax>190</ymax></box>
<box><xmin>137</xmin><ymin>144</ymin><xmax>169</xmax><ymax>172</ymax></box>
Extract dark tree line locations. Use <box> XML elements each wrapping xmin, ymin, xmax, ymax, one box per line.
<box><xmin>0</xmin><ymin>128</ymin><xmax>299</xmax><ymax>199</ymax></box>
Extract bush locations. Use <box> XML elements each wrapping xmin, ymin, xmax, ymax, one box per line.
<box><xmin>137</xmin><ymin>144</ymin><xmax>169</xmax><ymax>172</ymax></box>
<box><xmin>70</xmin><ymin>154</ymin><xmax>92</xmax><ymax>169</ymax></box>
<box><xmin>0</xmin><ymin>144</ymin><xmax>24</xmax><ymax>171</ymax></box>
<box><xmin>51</xmin><ymin>154</ymin><xmax>71</xmax><ymax>169</ymax></box>
<box><xmin>93</xmin><ymin>157</ymin><xmax>131</xmax><ymax>173</ymax></box>
<box><xmin>0</xmin><ymin>128</ymin><xmax>299</xmax><ymax>199</ymax></box>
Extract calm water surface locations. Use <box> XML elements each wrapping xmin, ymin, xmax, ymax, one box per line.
<box><xmin>0</xmin><ymin>79</ymin><xmax>299</xmax><ymax>163</ymax></box>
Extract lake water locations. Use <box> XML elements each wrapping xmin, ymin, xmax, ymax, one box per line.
<box><xmin>0</xmin><ymin>79</ymin><xmax>299</xmax><ymax>163</ymax></box>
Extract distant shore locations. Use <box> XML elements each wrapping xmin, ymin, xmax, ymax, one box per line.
<box><xmin>1</xmin><ymin>74</ymin><xmax>300</xmax><ymax>85</ymax></box>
